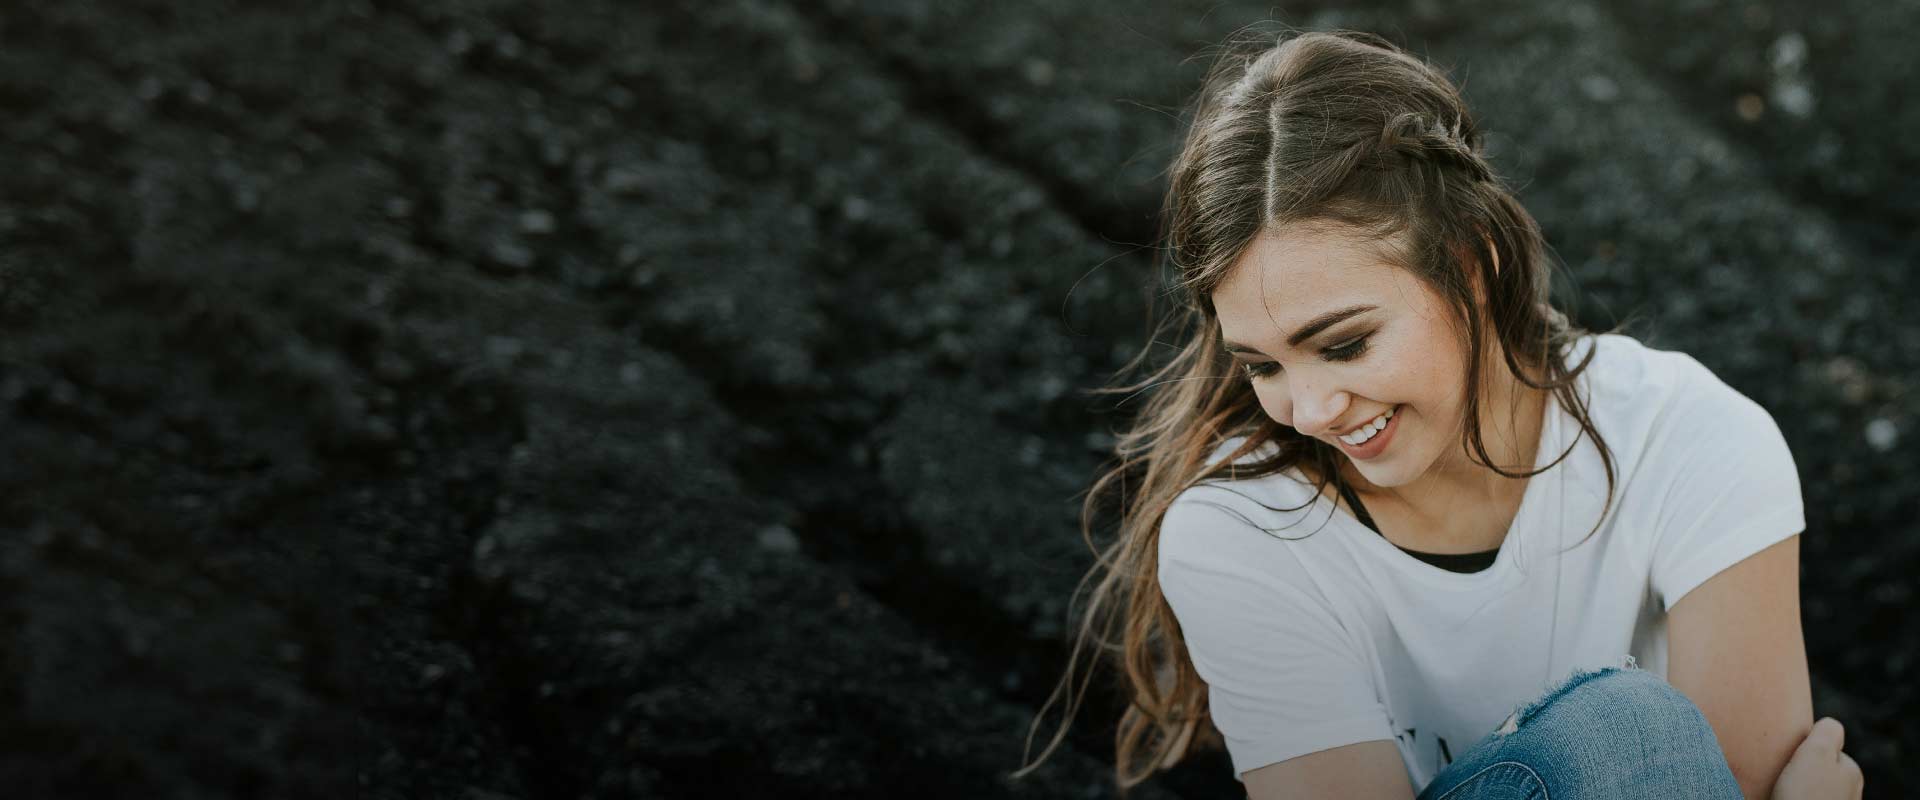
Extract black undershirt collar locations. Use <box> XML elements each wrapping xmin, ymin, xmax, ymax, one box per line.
<box><xmin>1335</xmin><ymin>475</ymin><xmax>1500</xmax><ymax>573</ymax></box>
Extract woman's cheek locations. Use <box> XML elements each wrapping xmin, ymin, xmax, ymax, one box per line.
<box><xmin>1255</xmin><ymin>384</ymin><xmax>1292</xmax><ymax>428</ymax></box>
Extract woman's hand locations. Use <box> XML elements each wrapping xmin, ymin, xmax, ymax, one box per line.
<box><xmin>1771</xmin><ymin>717</ymin><xmax>1863</xmax><ymax>800</ymax></box>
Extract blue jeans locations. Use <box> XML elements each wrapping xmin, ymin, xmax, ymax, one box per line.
<box><xmin>1416</xmin><ymin>665</ymin><xmax>1744</xmax><ymax>799</ymax></box>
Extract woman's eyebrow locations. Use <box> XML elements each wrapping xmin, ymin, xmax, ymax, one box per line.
<box><xmin>1221</xmin><ymin>304</ymin><xmax>1377</xmax><ymax>355</ymax></box>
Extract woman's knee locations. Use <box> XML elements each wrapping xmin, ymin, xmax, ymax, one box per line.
<box><xmin>1420</xmin><ymin>667</ymin><xmax>1751</xmax><ymax>798</ymax></box>
<box><xmin>1497</xmin><ymin>665</ymin><xmax>1736</xmax><ymax>780</ymax></box>
<box><xmin>1423</xmin><ymin>667</ymin><xmax>1741</xmax><ymax>800</ymax></box>
<box><xmin>1472</xmin><ymin>667</ymin><xmax>1741</xmax><ymax>798</ymax></box>
<box><xmin>1508</xmin><ymin>666</ymin><xmax>1715</xmax><ymax>741</ymax></box>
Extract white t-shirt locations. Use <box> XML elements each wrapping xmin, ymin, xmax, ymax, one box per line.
<box><xmin>1157</xmin><ymin>332</ymin><xmax>1806</xmax><ymax>790</ymax></box>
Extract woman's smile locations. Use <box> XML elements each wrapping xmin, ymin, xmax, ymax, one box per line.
<box><xmin>1334</xmin><ymin>404</ymin><xmax>1401</xmax><ymax>460</ymax></box>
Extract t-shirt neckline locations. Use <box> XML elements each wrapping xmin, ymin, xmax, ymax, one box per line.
<box><xmin>1314</xmin><ymin>392</ymin><xmax>1566</xmax><ymax>587</ymax></box>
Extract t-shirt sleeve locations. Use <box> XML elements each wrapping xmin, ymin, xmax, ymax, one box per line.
<box><xmin>1157</xmin><ymin>487</ymin><xmax>1393</xmax><ymax>779</ymax></box>
<box><xmin>1647</xmin><ymin>354</ymin><xmax>1808</xmax><ymax>613</ymax></box>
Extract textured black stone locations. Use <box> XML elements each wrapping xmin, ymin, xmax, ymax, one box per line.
<box><xmin>1</xmin><ymin>0</ymin><xmax>1911</xmax><ymax>797</ymax></box>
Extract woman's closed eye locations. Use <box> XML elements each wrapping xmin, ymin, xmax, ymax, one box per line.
<box><xmin>1239</xmin><ymin>335</ymin><xmax>1372</xmax><ymax>379</ymax></box>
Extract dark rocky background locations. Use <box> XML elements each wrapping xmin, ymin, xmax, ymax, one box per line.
<box><xmin>3</xmin><ymin>0</ymin><xmax>1915</xmax><ymax>797</ymax></box>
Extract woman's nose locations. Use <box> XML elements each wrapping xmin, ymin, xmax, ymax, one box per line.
<box><xmin>1292</xmin><ymin>385</ymin><xmax>1349</xmax><ymax>437</ymax></box>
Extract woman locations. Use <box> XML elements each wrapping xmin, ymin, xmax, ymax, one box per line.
<box><xmin>1013</xmin><ymin>28</ymin><xmax>1863</xmax><ymax>799</ymax></box>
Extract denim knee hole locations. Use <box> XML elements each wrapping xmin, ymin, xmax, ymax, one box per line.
<box><xmin>1495</xmin><ymin>655</ymin><xmax>1647</xmax><ymax>735</ymax></box>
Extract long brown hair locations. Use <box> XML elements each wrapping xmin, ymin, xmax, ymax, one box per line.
<box><xmin>1012</xmin><ymin>27</ymin><xmax>1621</xmax><ymax>790</ymax></box>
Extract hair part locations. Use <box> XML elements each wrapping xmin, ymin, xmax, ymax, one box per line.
<box><xmin>1012</xmin><ymin>25</ymin><xmax>1621</xmax><ymax>791</ymax></box>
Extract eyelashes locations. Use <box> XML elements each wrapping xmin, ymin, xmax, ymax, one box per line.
<box><xmin>1240</xmin><ymin>335</ymin><xmax>1372</xmax><ymax>380</ymax></box>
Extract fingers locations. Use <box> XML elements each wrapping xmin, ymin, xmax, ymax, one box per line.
<box><xmin>1795</xmin><ymin>718</ymin><xmax>1864</xmax><ymax>798</ymax></box>
<box><xmin>1839</xmin><ymin>752</ymin><xmax>1864</xmax><ymax>799</ymax></box>
<box><xmin>1801</xmin><ymin>716</ymin><xmax>1845</xmax><ymax>759</ymax></box>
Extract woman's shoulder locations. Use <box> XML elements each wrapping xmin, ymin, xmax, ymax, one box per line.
<box><xmin>1569</xmin><ymin>332</ymin><xmax>1790</xmax><ymax>489</ymax></box>
<box><xmin>1165</xmin><ymin>437</ymin><xmax>1325</xmax><ymax>539</ymax></box>
<box><xmin>1192</xmin><ymin>436</ymin><xmax>1316</xmax><ymax>496</ymax></box>
<box><xmin>1575</xmin><ymin>332</ymin><xmax>1764</xmax><ymax>420</ymax></box>
<box><xmin>1161</xmin><ymin>441</ymin><xmax>1328</xmax><ymax>578</ymax></box>
<box><xmin>1569</xmin><ymin>332</ymin><xmax>1664</xmax><ymax>396</ymax></box>
<box><xmin>1199</xmin><ymin>434</ymin><xmax>1278</xmax><ymax>471</ymax></box>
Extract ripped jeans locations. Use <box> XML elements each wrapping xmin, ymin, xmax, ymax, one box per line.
<box><xmin>1416</xmin><ymin>661</ymin><xmax>1744</xmax><ymax>799</ymax></box>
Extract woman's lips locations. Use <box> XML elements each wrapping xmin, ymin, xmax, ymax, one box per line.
<box><xmin>1335</xmin><ymin>405</ymin><xmax>1400</xmax><ymax>460</ymax></box>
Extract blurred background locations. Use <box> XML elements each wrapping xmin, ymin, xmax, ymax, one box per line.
<box><xmin>3</xmin><ymin>0</ymin><xmax>1917</xmax><ymax>797</ymax></box>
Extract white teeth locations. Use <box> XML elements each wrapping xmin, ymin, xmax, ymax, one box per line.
<box><xmin>1339</xmin><ymin>407</ymin><xmax>1395</xmax><ymax>446</ymax></box>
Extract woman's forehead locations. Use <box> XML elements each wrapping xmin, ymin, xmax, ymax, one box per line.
<box><xmin>1212</xmin><ymin>228</ymin><xmax>1406</xmax><ymax>343</ymax></box>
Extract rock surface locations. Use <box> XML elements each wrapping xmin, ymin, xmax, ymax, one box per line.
<box><xmin>2</xmin><ymin>0</ymin><xmax>1913</xmax><ymax>797</ymax></box>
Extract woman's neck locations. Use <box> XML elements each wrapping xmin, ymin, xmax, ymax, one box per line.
<box><xmin>1344</xmin><ymin>373</ymin><xmax>1550</xmax><ymax>525</ymax></box>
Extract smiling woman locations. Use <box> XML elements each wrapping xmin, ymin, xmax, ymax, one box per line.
<box><xmin>1216</xmin><ymin>227</ymin><xmax>1506</xmax><ymax>489</ymax></box>
<box><xmin>1210</xmin><ymin>221</ymin><xmax>1557</xmax><ymax>560</ymax></box>
<box><xmin>1009</xmin><ymin>26</ymin><xmax>1854</xmax><ymax>800</ymax></box>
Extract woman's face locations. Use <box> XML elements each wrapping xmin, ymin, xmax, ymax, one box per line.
<box><xmin>1211</xmin><ymin>224</ymin><xmax>1481</xmax><ymax>489</ymax></box>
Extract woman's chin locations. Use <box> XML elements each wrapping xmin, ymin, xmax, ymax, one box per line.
<box><xmin>1351</xmin><ymin>443</ymin><xmax>1425</xmax><ymax>489</ymax></box>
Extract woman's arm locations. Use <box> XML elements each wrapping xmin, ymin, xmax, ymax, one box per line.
<box><xmin>1242</xmin><ymin>740</ymin><xmax>1414</xmax><ymax>800</ymax></box>
<box><xmin>1665</xmin><ymin>534</ymin><xmax>1813</xmax><ymax>800</ymax></box>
